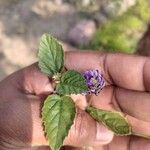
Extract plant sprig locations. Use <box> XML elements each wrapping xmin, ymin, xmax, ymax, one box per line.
<box><xmin>38</xmin><ymin>33</ymin><xmax>150</xmax><ymax>150</ymax></box>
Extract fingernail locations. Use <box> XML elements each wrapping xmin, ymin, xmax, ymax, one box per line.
<box><xmin>96</xmin><ymin>123</ymin><xmax>114</xmax><ymax>142</ymax></box>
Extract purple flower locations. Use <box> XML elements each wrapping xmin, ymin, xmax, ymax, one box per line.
<box><xmin>83</xmin><ymin>70</ymin><xmax>105</xmax><ymax>95</ymax></box>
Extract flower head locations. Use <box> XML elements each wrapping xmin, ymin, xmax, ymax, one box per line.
<box><xmin>83</xmin><ymin>69</ymin><xmax>105</xmax><ymax>95</ymax></box>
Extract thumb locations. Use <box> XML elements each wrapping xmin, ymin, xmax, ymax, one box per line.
<box><xmin>64</xmin><ymin>108</ymin><xmax>114</xmax><ymax>147</ymax></box>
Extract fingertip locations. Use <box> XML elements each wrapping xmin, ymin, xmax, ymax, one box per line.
<box><xmin>95</xmin><ymin>123</ymin><xmax>114</xmax><ymax>145</ymax></box>
<box><xmin>64</xmin><ymin>109</ymin><xmax>114</xmax><ymax>148</ymax></box>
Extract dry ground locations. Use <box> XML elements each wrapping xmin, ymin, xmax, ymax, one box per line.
<box><xmin>0</xmin><ymin>0</ymin><xmax>81</xmax><ymax>80</ymax></box>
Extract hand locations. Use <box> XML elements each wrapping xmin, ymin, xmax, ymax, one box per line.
<box><xmin>0</xmin><ymin>51</ymin><xmax>113</xmax><ymax>150</ymax></box>
<box><xmin>65</xmin><ymin>51</ymin><xmax>150</xmax><ymax>150</ymax></box>
<box><xmin>0</xmin><ymin>51</ymin><xmax>150</xmax><ymax>150</ymax></box>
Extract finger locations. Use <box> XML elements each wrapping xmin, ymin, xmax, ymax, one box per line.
<box><xmin>64</xmin><ymin>109</ymin><xmax>114</xmax><ymax>147</ymax></box>
<box><xmin>0</xmin><ymin>63</ymin><xmax>54</xmax><ymax>97</ymax></box>
<box><xmin>95</xmin><ymin>135</ymin><xmax>150</xmax><ymax>150</ymax></box>
<box><xmin>100</xmin><ymin>136</ymin><xmax>150</xmax><ymax>150</ymax></box>
<box><xmin>106</xmin><ymin>53</ymin><xmax>150</xmax><ymax>91</ymax></box>
<box><xmin>127</xmin><ymin>116</ymin><xmax>150</xmax><ymax>136</ymax></box>
<box><xmin>114</xmin><ymin>87</ymin><xmax>150</xmax><ymax>122</ymax></box>
<box><xmin>130</xmin><ymin>136</ymin><xmax>150</xmax><ymax>150</ymax></box>
<box><xmin>65</xmin><ymin>51</ymin><xmax>150</xmax><ymax>91</ymax></box>
<box><xmin>103</xmin><ymin>136</ymin><xmax>130</xmax><ymax>150</ymax></box>
<box><xmin>65</xmin><ymin>51</ymin><xmax>110</xmax><ymax>84</ymax></box>
<box><xmin>89</xmin><ymin>86</ymin><xmax>114</xmax><ymax>111</ymax></box>
<box><xmin>65</xmin><ymin>51</ymin><xmax>105</xmax><ymax>73</ymax></box>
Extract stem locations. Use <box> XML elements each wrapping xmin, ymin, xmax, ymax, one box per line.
<box><xmin>52</xmin><ymin>73</ymin><xmax>61</xmax><ymax>83</ymax></box>
<box><xmin>132</xmin><ymin>132</ymin><xmax>150</xmax><ymax>140</ymax></box>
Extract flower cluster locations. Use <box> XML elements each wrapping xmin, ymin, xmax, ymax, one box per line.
<box><xmin>83</xmin><ymin>70</ymin><xmax>105</xmax><ymax>95</ymax></box>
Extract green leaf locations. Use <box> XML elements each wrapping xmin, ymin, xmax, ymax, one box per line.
<box><xmin>86</xmin><ymin>106</ymin><xmax>132</xmax><ymax>135</ymax></box>
<box><xmin>56</xmin><ymin>70</ymin><xmax>88</xmax><ymax>95</ymax></box>
<box><xmin>38</xmin><ymin>33</ymin><xmax>64</xmax><ymax>76</ymax></box>
<box><xmin>42</xmin><ymin>95</ymin><xmax>76</xmax><ymax>150</ymax></box>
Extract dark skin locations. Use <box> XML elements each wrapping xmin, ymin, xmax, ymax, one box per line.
<box><xmin>0</xmin><ymin>51</ymin><xmax>150</xmax><ymax>150</ymax></box>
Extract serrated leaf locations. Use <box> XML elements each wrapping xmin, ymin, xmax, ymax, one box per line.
<box><xmin>42</xmin><ymin>95</ymin><xmax>76</xmax><ymax>150</ymax></box>
<box><xmin>86</xmin><ymin>106</ymin><xmax>132</xmax><ymax>135</ymax></box>
<box><xmin>38</xmin><ymin>33</ymin><xmax>64</xmax><ymax>76</ymax></box>
<box><xmin>56</xmin><ymin>70</ymin><xmax>88</xmax><ymax>95</ymax></box>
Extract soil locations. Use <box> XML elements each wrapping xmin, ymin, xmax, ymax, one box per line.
<box><xmin>0</xmin><ymin>0</ymin><xmax>81</xmax><ymax>81</ymax></box>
